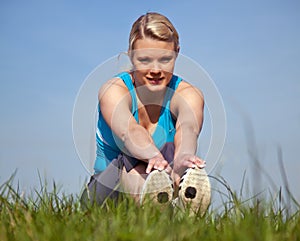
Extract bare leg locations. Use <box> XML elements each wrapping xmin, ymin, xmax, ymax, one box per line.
<box><xmin>171</xmin><ymin>169</ymin><xmax>185</xmax><ymax>197</ymax></box>
<box><xmin>120</xmin><ymin>163</ymin><xmax>148</xmax><ymax>204</ymax></box>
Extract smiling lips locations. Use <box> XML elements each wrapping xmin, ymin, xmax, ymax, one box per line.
<box><xmin>146</xmin><ymin>77</ymin><xmax>164</xmax><ymax>84</ymax></box>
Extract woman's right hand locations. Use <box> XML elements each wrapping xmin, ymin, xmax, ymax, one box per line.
<box><xmin>146</xmin><ymin>154</ymin><xmax>171</xmax><ymax>174</ymax></box>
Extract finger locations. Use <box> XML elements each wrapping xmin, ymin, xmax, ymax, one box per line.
<box><xmin>165</xmin><ymin>164</ymin><xmax>172</xmax><ymax>174</ymax></box>
<box><xmin>193</xmin><ymin>157</ymin><xmax>206</xmax><ymax>169</ymax></box>
<box><xmin>198</xmin><ymin>163</ymin><xmax>206</xmax><ymax>169</ymax></box>
<box><xmin>156</xmin><ymin>160</ymin><xmax>168</xmax><ymax>171</ymax></box>
<box><xmin>197</xmin><ymin>160</ymin><xmax>206</xmax><ymax>169</ymax></box>
<box><xmin>146</xmin><ymin>160</ymin><xmax>155</xmax><ymax>174</ymax></box>
<box><xmin>162</xmin><ymin>160</ymin><xmax>169</xmax><ymax>169</ymax></box>
<box><xmin>153</xmin><ymin>160</ymin><xmax>161</xmax><ymax>170</ymax></box>
<box><xmin>195</xmin><ymin>157</ymin><xmax>205</xmax><ymax>165</ymax></box>
<box><xmin>185</xmin><ymin>156</ymin><xmax>198</xmax><ymax>166</ymax></box>
<box><xmin>182</xmin><ymin>160</ymin><xmax>196</xmax><ymax>168</ymax></box>
<box><xmin>194</xmin><ymin>162</ymin><xmax>205</xmax><ymax>169</ymax></box>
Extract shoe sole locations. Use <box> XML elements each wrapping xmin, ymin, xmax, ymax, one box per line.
<box><xmin>177</xmin><ymin>167</ymin><xmax>211</xmax><ymax>215</ymax></box>
<box><xmin>140</xmin><ymin>170</ymin><xmax>174</xmax><ymax>206</ymax></box>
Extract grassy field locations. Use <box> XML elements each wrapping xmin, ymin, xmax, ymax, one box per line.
<box><xmin>0</xmin><ymin>172</ymin><xmax>299</xmax><ymax>241</ymax></box>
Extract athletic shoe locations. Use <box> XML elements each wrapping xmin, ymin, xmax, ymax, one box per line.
<box><xmin>140</xmin><ymin>170</ymin><xmax>174</xmax><ymax>206</ymax></box>
<box><xmin>177</xmin><ymin>167</ymin><xmax>211</xmax><ymax>215</ymax></box>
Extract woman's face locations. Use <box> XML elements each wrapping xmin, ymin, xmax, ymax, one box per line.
<box><xmin>130</xmin><ymin>37</ymin><xmax>177</xmax><ymax>92</ymax></box>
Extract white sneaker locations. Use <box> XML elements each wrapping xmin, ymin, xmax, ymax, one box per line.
<box><xmin>140</xmin><ymin>170</ymin><xmax>174</xmax><ymax>206</ymax></box>
<box><xmin>177</xmin><ymin>167</ymin><xmax>211</xmax><ymax>215</ymax></box>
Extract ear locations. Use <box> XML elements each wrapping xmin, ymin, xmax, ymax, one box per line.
<box><xmin>175</xmin><ymin>46</ymin><xmax>180</xmax><ymax>57</ymax></box>
<box><xmin>128</xmin><ymin>49</ymin><xmax>134</xmax><ymax>63</ymax></box>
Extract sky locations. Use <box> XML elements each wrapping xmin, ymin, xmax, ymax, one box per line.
<box><xmin>0</xmin><ymin>0</ymin><xmax>299</xmax><ymax>208</ymax></box>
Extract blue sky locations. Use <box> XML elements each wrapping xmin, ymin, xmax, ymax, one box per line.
<box><xmin>1</xmin><ymin>0</ymin><xmax>299</xmax><ymax>205</ymax></box>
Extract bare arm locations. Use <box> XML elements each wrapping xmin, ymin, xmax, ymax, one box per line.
<box><xmin>99</xmin><ymin>78</ymin><xmax>170</xmax><ymax>173</ymax></box>
<box><xmin>170</xmin><ymin>81</ymin><xmax>205</xmax><ymax>182</ymax></box>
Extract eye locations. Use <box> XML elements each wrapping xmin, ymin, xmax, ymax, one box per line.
<box><xmin>137</xmin><ymin>57</ymin><xmax>151</xmax><ymax>64</ymax></box>
<box><xmin>159</xmin><ymin>56</ymin><xmax>173</xmax><ymax>63</ymax></box>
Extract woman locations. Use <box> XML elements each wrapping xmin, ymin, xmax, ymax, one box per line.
<box><xmin>81</xmin><ymin>12</ymin><xmax>211</xmax><ymax>214</ymax></box>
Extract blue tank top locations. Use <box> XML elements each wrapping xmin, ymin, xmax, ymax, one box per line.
<box><xmin>94</xmin><ymin>72</ymin><xmax>182</xmax><ymax>173</ymax></box>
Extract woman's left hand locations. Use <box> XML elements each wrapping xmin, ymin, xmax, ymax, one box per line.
<box><xmin>172</xmin><ymin>154</ymin><xmax>206</xmax><ymax>185</ymax></box>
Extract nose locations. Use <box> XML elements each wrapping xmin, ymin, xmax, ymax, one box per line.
<box><xmin>149</xmin><ymin>61</ymin><xmax>161</xmax><ymax>74</ymax></box>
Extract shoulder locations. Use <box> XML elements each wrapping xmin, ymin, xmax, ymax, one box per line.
<box><xmin>98</xmin><ymin>76</ymin><xmax>131</xmax><ymax>106</ymax></box>
<box><xmin>174</xmin><ymin>80</ymin><xmax>204</xmax><ymax>104</ymax></box>
<box><xmin>99</xmin><ymin>76</ymin><xmax>129</xmax><ymax>98</ymax></box>
<box><xmin>171</xmin><ymin>80</ymin><xmax>204</xmax><ymax>116</ymax></box>
<box><xmin>176</xmin><ymin>81</ymin><xmax>203</xmax><ymax>99</ymax></box>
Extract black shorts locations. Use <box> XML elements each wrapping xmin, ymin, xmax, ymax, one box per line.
<box><xmin>80</xmin><ymin>143</ymin><xmax>175</xmax><ymax>207</ymax></box>
<box><xmin>122</xmin><ymin>142</ymin><xmax>175</xmax><ymax>172</ymax></box>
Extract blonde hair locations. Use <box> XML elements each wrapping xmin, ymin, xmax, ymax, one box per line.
<box><xmin>128</xmin><ymin>12</ymin><xmax>179</xmax><ymax>52</ymax></box>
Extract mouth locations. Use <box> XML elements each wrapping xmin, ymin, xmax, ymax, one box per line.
<box><xmin>146</xmin><ymin>76</ymin><xmax>164</xmax><ymax>85</ymax></box>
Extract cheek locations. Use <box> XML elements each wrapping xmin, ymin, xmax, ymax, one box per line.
<box><xmin>161</xmin><ymin>61</ymin><xmax>176</xmax><ymax>73</ymax></box>
<box><xmin>132</xmin><ymin>60</ymin><xmax>147</xmax><ymax>72</ymax></box>
<box><xmin>134</xmin><ymin>69</ymin><xmax>148</xmax><ymax>76</ymax></box>
<box><xmin>163</xmin><ymin>66</ymin><xmax>175</xmax><ymax>75</ymax></box>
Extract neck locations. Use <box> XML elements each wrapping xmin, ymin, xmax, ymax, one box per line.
<box><xmin>135</xmin><ymin>84</ymin><xmax>166</xmax><ymax>106</ymax></box>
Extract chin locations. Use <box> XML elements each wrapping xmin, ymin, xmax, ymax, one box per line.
<box><xmin>145</xmin><ymin>84</ymin><xmax>167</xmax><ymax>92</ymax></box>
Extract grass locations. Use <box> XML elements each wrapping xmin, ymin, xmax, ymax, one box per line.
<box><xmin>0</xmin><ymin>170</ymin><xmax>299</xmax><ymax>241</ymax></box>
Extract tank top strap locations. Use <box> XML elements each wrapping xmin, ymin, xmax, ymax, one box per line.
<box><xmin>169</xmin><ymin>74</ymin><xmax>182</xmax><ymax>90</ymax></box>
<box><xmin>115</xmin><ymin>72</ymin><xmax>139</xmax><ymax>122</ymax></box>
<box><xmin>163</xmin><ymin>75</ymin><xmax>182</xmax><ymax>108</ymax></box>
